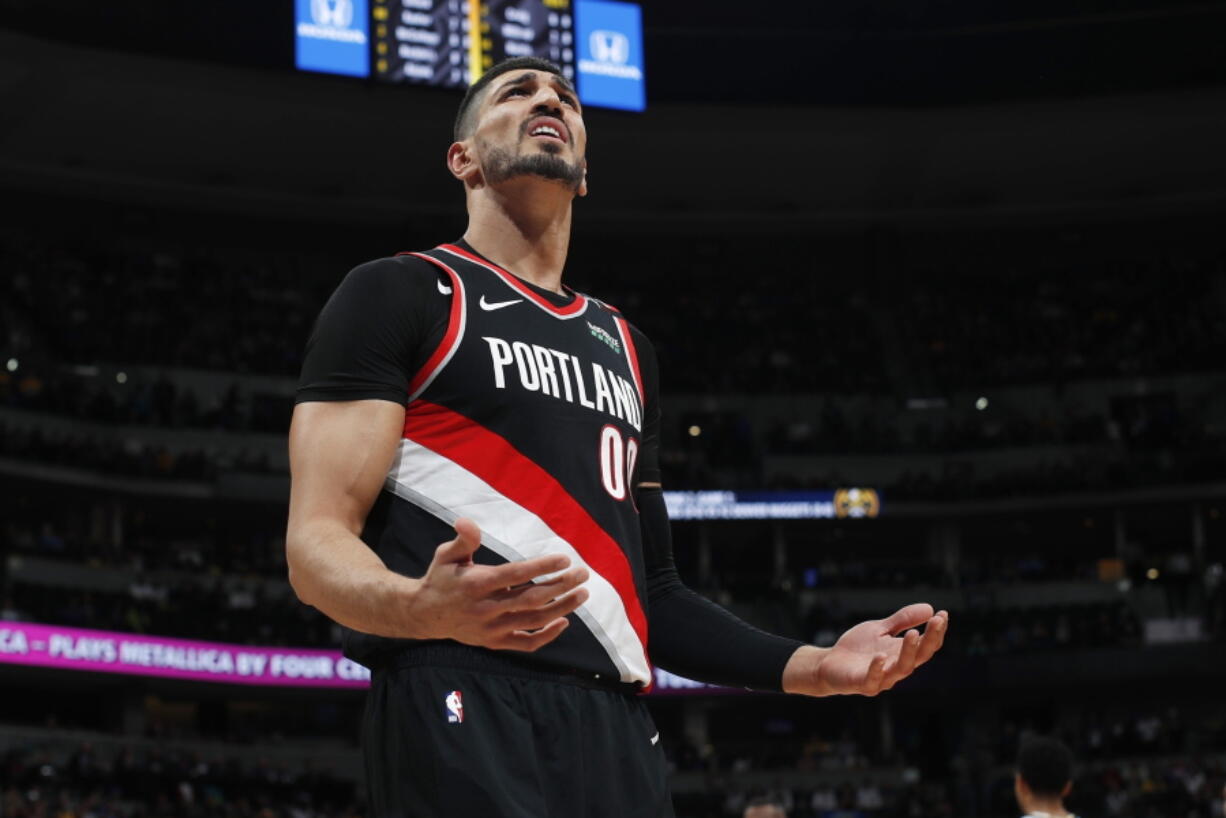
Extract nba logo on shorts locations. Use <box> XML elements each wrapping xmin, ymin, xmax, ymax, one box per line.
<box><xmin>444</xmin><ymin>690</ymin><xmax>464</xmax><ymax>724</ymax></box>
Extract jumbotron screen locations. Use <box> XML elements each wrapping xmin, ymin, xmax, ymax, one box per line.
<box><xmin>295</xmin><ymin>0</ymin><xmax>645</xmax><ymax>111</ymax></box>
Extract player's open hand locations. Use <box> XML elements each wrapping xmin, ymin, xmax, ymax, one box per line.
<box><xmin>405</xmin><ymin>518</ymin><xmax>589</xmax><ymax>652</ymax></box>
<box><xmin>782</xmin><ymin>603</ymin><xmax>948</xmax><ymax>697</ymax></box>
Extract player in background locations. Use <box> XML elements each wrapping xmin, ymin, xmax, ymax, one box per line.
<box><xmin>1014</xmin><ymin>736</ymin><xmax>1078</xmax><ymax>818</ymax></box>
<box><xmin>743</xmin><ymin>796</ymin><xmax>789</xmax><ymax>818</ymax></box>
<box><xmin>286</xmin><ymin>56</ymin><xmax>949</xmax><ymax>817</ymax></box>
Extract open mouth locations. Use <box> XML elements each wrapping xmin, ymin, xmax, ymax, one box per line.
<box><xmin>525</xmin><ymin>116</ymin><xmax>569</xmax><ymax>144</ymax></box>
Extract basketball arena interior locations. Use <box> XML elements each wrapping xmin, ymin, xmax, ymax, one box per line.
<box><xmin>1</xmin><ymin>0</ymin><xmax>1225</xmax><ymax>816</ymax></box>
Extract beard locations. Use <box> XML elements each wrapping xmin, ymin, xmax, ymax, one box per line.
<box><xmin>483</xmin><ymin>144</ymin><xmax>585</xmax><ymax>191</ymax></box>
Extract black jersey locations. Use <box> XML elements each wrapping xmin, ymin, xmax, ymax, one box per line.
<box><xmin>349</xmin><ymin>244</ymin><xmax>651</xmax><ymax>685</ymax></box>
<box><xmin>298</xmin><ymin>241</ymin><xmax>804</xmax><ymax>695</ymax></box>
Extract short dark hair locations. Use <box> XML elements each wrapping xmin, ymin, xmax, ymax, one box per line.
<box><xmin>453</xmin><ymin>57</ymin><xmax>568</xmax><ymax>142</ymax></box>
<box><xmin>1017</xmin><ymin>736</ymin><xmax>1074</xmax><ymax>798</ymax></box>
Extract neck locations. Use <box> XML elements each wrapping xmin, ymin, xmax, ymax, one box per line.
<box><xmin>1022</xmin><ymin>796</ymin><xmax>1070</xmax><ymax>817</ymax></box>
<box><xmin>462</xmin><ymin>178</ymin><xmax>574</xmax><ymax>293</ymax></box>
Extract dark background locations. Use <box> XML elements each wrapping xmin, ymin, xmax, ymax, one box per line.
<box><xmin>1</xmin><ymin>1</ymin><xmax>1224</xmax><ymax>816</ymax></box>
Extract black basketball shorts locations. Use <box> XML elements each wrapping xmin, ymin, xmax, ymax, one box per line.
<box><xmin>362</xmin><ymin>648</ymin><xmax>674</xmax><ymax>818</ymax></box>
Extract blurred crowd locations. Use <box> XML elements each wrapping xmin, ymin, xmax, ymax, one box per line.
<box><xmin>0</xmin><ymin>419</ymin><xmax>223</xmax><ymax>481</ymax></box>
<box><xmin>8</xmin><ymin>361</ymin><xmax>1159</xmax><ymax>457</ymax></box>
<box><xmin>762</xmin><ymin>402</ymin><xmax>1117</xmax><ymax>456</ymax></box>
<box><xmin>804</xmin><ymin>600</ymin><xmax>1142</xmax><ymax>657</ymax></box>
<box><xmin>665</xmin><ymin>704</ymin><xmax>1226</xmax><ymax>817</ymax></box>
<box><xmin>6</xmin><ymin>495</ymin><xmax>1223</xmax><ymax>652</ymax></box>
<box><xmin>0</xmin><ymin>742</ymin><xmax>359</xmax><ymax>818</ymax></box>
<box><xmin>2</xmin><ymin>514</ymin><xmax>287</xmax><ymax>578</ymax></box>
<box><xmin>5</xmin><ymin>583</ymin><xmax>335</xmax><ymax>649</ymax></box>
<box><xmin>4</xmin><ymin>376</ymin><xmax>1223</xmax><ymax>502</ymax></box>
<box><xmin>0</xmin><ymin>369</ymin><xmax>291</xmax><ymax>435</ymax></box>
<box><xmin>590</xmin><ymin>242</ymin><xmax>1226</xmax><ymax>396</ymax></box>
<box><xmin>0</xmin><ymin>236</ymin><xmax>319</xmax><ymax>378</ymax></box>
<box><xmin>3</xmin><ymin>574</ymin><xmax>1153</xmax><ymax>657</ymax></box>
<box><xmin>673</xmin><ymin>755</ymin><xmax>1226</xmax><ymax>818</ymax></box>
<box><xmin>4</xmin><ymin>221</ymin><xmax>1225</xmax><ymax>501</ymax></box>
<box><xmin>2</xmin><ymin>738</ymin><xmax>1219</xmax><ymax>818</ymax></box>
<box><xmin>0</xmin><ymin>554</ymin><xmax>1165</xmax><ymax>658</ymax></box>
<box><xmin>3</xmin><ymin>228</ymin><xmax>1224</xmax><ymax>395</ymax></box>
<box><xmin>4</xmin><ymin>732</ymin><xmax>1221</xmax><ymax>818</ymax></box>
<box><xmin>891</xmin><ymin>257</ymin><xmax>1226</xmax><ymax>393</ymax></box>
<box><xmin>1066</xmin><ymin>756</ymin><xmax>1226</xmax><ymax>818</ymax></box>
<box><xmin>1000</xmin><ymin>710</ymin><xmax>1219</xmax><ymax>766</ymax></box>
<box><xmin>763</xmin><ymin>448</ymin><xmax>1226</xmax><ymax>502</ymax></box>
<box><xmin>956</xmin><ymin>602</ymin><xmax>1142</xmax><ymax>656</ymax></box>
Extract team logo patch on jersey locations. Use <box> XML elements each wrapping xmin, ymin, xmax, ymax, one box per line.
<box><xmin>444</xmin><ymin>690</ymin><xmax>464</xmax><ymax>723</ymax></box>
<box><xmin>587</xmin><ymin>321</ymin><xmax>622</xmax><ymax>353</ymax></box>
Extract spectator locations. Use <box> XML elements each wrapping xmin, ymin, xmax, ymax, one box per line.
<box><xmin>744</xmin><ymin>795</ymin><xmax>789</xmax><ymax>818</ymax></box>
<box><xmin>1015</xmin><ymin>736</ymin><xmax>1077</xmax><ymax>818</ymax></box>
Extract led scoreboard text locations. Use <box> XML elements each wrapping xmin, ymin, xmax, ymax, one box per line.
<box><xmin>373</xmin><ymin>0</ymin><xmax>576</xmax><ymax>88</ymax></box>
<box><xmin>297</xmin><ymin>0</ymin><xmax>645</xmax><ymax>110</ymax></box>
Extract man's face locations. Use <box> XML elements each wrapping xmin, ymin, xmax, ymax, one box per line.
<box><xmin>468</xmin><ymin>70</ymin><xmax>587</xmax><ymax>192</ymax></box>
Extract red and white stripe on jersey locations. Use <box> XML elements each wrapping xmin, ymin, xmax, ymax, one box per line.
<box><xmin>610</xmin><ymin>315</ymin><xmax>645</xmax><ymax>407</ymax></box>
<box><xmin>402</xmin><ymin>253</ymin><xmax>468</xmax><ymax>403</ymax></box>
<box><xmin>388</xmin><ymin>400</ymin><xmax>651</xmax><ymax>685</ymax></box>
<box><xmin>437</xmin><ymin>244</ymin><xmax>589</xmax><ymax>320</ymax></box>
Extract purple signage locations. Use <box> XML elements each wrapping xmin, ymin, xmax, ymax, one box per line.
<box><xmin>0</xmin><ymin>621</ymin><xmax>745</xmax><ymax>694</ymax></box>
<box><xmin>0</xmin><ymin>621</ymin><xmax>370</xmax><ymax>688</ymax></box>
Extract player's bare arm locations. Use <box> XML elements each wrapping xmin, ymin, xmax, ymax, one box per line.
<box><xmin>286</xmin><ymin>399</ymin><xmax>588</xmax><ymax>651</ymax></box>
<box><xmin>782</xmin><ymin>604</ymin><xmax>949</xmax><ymax>697</ymax></box>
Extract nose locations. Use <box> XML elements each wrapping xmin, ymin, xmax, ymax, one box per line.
<box><xmin>531</xmin><ymin>86</ymin><xmax>565</xmax><ymax>114</ymax></box>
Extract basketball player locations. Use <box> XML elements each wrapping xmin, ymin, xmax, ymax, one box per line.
<box><xmin>286</xmin><ymin>57</ymin><xmax>949</xmax><ymax>817</ymax></box>
<box><xmin>743</xmin><ymin>796</ymin><xmax>789</xmax><ymax>818</ymax></box>
<box><xmin>1014</xmin><ymin>736</ymin><xmax>1077</xmax><ymax>818</ymax></box>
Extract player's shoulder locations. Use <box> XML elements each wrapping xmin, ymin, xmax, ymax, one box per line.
<box><xmin>314</xmin><ymin>253</ymin><xmax>453</xmax><ymax>327</ymax></box>
<box><xmin>581</xmin><ymin>294</ymin><xmax>655</xmax><ymax>355</ymax></box>
<box><xmin>344</xmin><ymin>253</ymin><xmax>445</xmax><ymax>285</ymax></box>
<box><xmin>331</xmin><ymin>252</ymin><xmax>452</xmax><ymax>302</ymax></box>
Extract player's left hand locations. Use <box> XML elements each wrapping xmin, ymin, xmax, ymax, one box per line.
<box><xmin>782</xmin><ymin>603</ymin><xmax>948</xmax><ymax>697</ymax></box>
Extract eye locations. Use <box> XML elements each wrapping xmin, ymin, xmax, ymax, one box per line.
<box><xmin>503</xmin><ymin>87</ymin><xmax>529</xmax><ymax>98</ymax></box>
<box><xmin>560</xmin><ymin>94</ymin><xmax>578</xmax><ymax>108</ymax></box>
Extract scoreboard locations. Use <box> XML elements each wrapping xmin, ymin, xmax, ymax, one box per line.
<box><xmin>296</xmin><ymin>0</ymin><xmax>645</xmax><ymax>111</ymax></box>
<box><xmin>373</xmin><ymin>0</ymin><xmax>575</xmax><ymax>88</ymax></box>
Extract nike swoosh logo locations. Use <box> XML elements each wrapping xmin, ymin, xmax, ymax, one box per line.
<box><xmin>480</xmin><ymin>295</ymin><xmax>523</xmax><ymax>311</ymax></box>
<box><xmin>437</xmin><ymin>279</ymin><xmax>452</xmax><ymax>295</ymax></box>
<box><xmin>650</xmin><ymin>732</ymin><xmax>659</xmax><ymax>746</ymax></box>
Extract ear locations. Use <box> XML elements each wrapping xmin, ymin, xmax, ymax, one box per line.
<box><xmin>447</xmin><ymin>141</ymin><xmax>480</xmax><ymax>184</ymax></box>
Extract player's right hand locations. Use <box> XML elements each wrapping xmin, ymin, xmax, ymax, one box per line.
<box><xmin>405</xmin><ymin>517</ymin><xmax>589</xmax><ymax>652</ymax></box>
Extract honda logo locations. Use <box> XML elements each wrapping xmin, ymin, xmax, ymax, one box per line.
<box><xmin>589</xmin><ymin>30</ymin><xmax>630</xmax><ymax>65</ymax></box>
<box><xmin>311</xmin><ymin>0</ymin><xmax>354</xmax><ymax>28</ymax></box>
